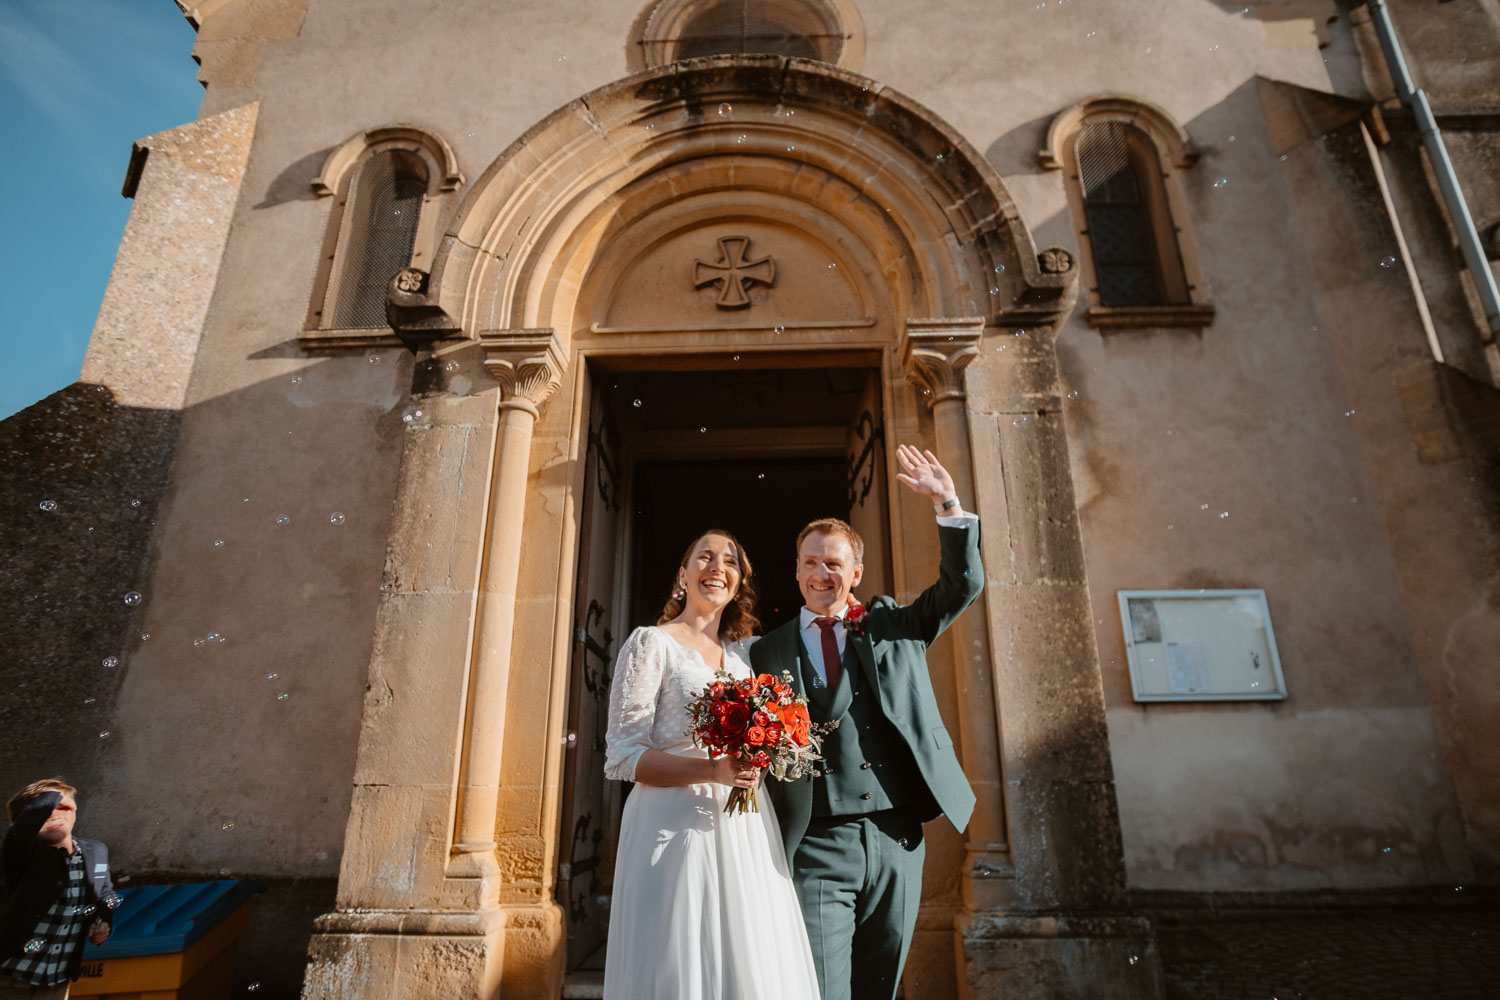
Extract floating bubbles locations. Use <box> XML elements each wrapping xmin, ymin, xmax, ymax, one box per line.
<box><xmin>1219</xmin><ymin>511</ymin><xmax>1230</xmax><ymax>518</ymax></box>
<box><xmin>560</xmin><ymin>731</ymin><xmax>579</xmax><ymax>748</ymax></box>
<box><xmin>123</xmin><ymin>592</ymin><xmax>142</xmax><ymax>606</ymax></box>
<box><xmin>786</xmin><ymin>145</ymin><xmax>796</xmax><ymax>152</ymax></box>
<box><xmin>275</xmin><ymin>514</ymin><xmax>290</xmax><ymax>526</ymax></box>
<box><xmin>717</xmin><ymin>102</ymin><xmax>732</xmax><ymax>116</ymax></box>
<box><xmin>827</xmin><ymin>262</ymin><xmax>837</xmax><ymax>269</ymax></box>
<box><xmin>557</xmin><ymin>54</ymin><xmax>567</xmax><ymax>62</ymax></box>
<box><xmin>699</xmin><ymin>426</ymin><xmax>707</xmax><ymax>434</ymax></box>
<box><xmin>1068</xmin><ymin>390</ymin><xmax>1080</xmax><ymax>399</ymax></box>
<box><xmin>1086</xmin><ymin>30</ymin><xmax>1097</xmax><ymax>38</ymax></box>
<box><xmin>39</xmin><ymin>499</ymin><xmax>57</xmax><ymax>512</ymax></box>
<box><xmin>445</xmin><ymin>360</ymin><xmax>460</xmax><ymax>372</ymax></box>
<box><xmin>194</xmin><ymin>637</ymin><xmax>207</xmax><ymax>648</ymax></box>
<box><xmin>1212</xmin><ymin>177</ymin><xmax>1229</xmax><ymax>188</ymax></box>
<box><xmin>1344</xmin><ymin>409</ymin><xmax>1356</xmax><ymax>417</ymax></box>
<box><xmin>401</xmin><ymin>406</ymin><xmax>425</xmax><ymax>424</ymax></box>
<box><xmin>757</xmin><ymin>473</ymin><xmax>766</xmax><ymax>480</ymax></box>
<box><xmin>735</xmin><ymin>134</ymin><xmax>746</xmax><ymax>144</ymax></box>
<box><xmin>219</xmin><ymin>868</ymin><xmax>231</xmax><ymax>877</ymax></box>
<box><xmin>1012</xmin><ymin>417</ymin><xmax>1029</xmax><ymax>427</ymax></box>
<box><xmin>213</xmin><ymin>539</ymin><xmax>225</xmax><ymax>549</ymax></box>
<box><xmin>248</xmin><ymin>984</ymin><xmax>261</xmax><ymax>993</ymax></box>
<box><xmin>130</xmin><ymin>499</ymin><xmax>142</xmax><ymax>508</ymax></box>
<box><xmin>367</xmin><ymin>353</ymin><xmax>381</xmax><ymax>364</ymax></box>
<box><xmin>898</xmin><ymin>837</ymin><xmax>909</xmax><ymax>848</ymax></box>
<box><xmin>222</xmin><ymin>821</ymin><xmax>235</xmax><ymax>831</ymax></box>
<box><xmin>277</xmin><ymin>692</ymin><xmax>289</xmax><ymax>702</ymax></box>
<box><xmin>99</xmin><ymin>731</ymin><xmax>111</xmax><ymax>739</ymax></box>
<box><xmin>1227</xmin><ymin>135</ymin><xmax>1236</xmax><ymax>142</ymax></box>
<box><xmin>314</xmin><ymin>850</ymin><xmax>329</xmax><ymax>862</ymax></box>
<box><xmin>934</xmin><ymin>153</ymin><xmax>945</xmax><ymax>162</ymax></box>
<box><xmin>1128</xmin><ymin>955</ymin><xmax>1140</xmax><ymax>966</ymax></box>
<box><xmin>1350</xmin><ymin>497</ymin><xmax>1360</xmax><ymax>504</ymax></box>
<box><xmin>329</xmin><ymin>512</ymin><xmax>345</xmax><ymax>525</ymax></box>
<box><xmin>23</xmin><ymin>938</ymin><xmax>45</xmax><ymax>954</ymax></box>
<box><xmin>632</xmin><ymin>398</ymin><xmax>643</xmax><ymax>408</ymax></box>
<box><xmin>266</xmin><ymin>672</ymin><xmax>279</xmax><ymax>681</ymax></box>
<box><xmin>732</xmin><ymin>354</ymin><xmax>741</xmax><ymax>361</ymax></box>
<box><xmin>291</xmin><ymin>376</ymin><xmax>302</xmax><ymax>385</ymax></box>
<box><xmin>1200</xmin><ymin>504</ymin><xmax>1210</xmax><ymax>510</ymax></box>
<box><xmin>103</xmin><ymin>656</ymin><xmax>119</xmax><ymax>668</ymax></box>
<box><xmin>773</xmin><ymin>324</ymin><xmax>785</xmax><ymax>335</ymax></box>
<box><xmin>140</xmin><ymin>633</ymin><xmax>150</xmax><ymax>641</ymax></box>
<box><xmin>83</xmin><ymin>697</ymin><xmax>96</xmax><ymax>705</ymax></box>
<box><xmin>1379</xmin><ymin>255</ymin><xmax>1398</xmax><ymax>268</ymax></box>
<box><xmin>207</xmin><ymin>632</ymin><xmax>224</xmax><ymax>644</ymax></box>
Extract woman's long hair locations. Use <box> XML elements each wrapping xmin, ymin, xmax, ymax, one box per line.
<box><xmin>656</xmin><ymin>529</ymin><xmax>760</xmax><ymax>640</ymax></box>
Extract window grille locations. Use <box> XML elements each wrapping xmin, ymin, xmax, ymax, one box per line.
<box><xmin>331</xmin><ymin>150</ymin><xmax>428</xmax><ymax>328</ymax></box>
<box><xmin>653</xmin><ymin>0</ymin><xmax>841</xmax><ymax>63</ymax></box>
<box><xmin>1077</xmin><ymin>122</ymin><xmax>1166</xmax><ymax>307</ymax></box>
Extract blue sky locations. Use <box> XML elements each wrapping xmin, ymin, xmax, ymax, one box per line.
<box><xmin>0</xmin><ymin>0</ymin><xmax>202</xmax><ymax>419</ymax></box>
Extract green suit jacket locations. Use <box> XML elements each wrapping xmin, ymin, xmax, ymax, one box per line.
<box><xmin>751</xmin><ymin>522</ymin><xmax>983</xmax><ymax>862</ymax></box>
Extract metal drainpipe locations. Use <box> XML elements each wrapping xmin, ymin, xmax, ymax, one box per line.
<box><xmin>1366</xmin><ymin>0</ymin><xmax>1500</xmax><ymax>338</ymax></box>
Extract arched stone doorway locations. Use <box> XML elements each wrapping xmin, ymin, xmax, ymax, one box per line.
<box><xmin>305</xmin><ymin>55</ymin><xmax>1158</xmax><ymax>1000</ymax></box>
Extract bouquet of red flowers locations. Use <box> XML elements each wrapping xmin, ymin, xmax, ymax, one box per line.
<box><xmin>687</xmin><ymin>670</ymin><xmax>827</xmax><ymax>814</ymax></box>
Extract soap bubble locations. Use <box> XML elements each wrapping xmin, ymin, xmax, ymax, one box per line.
<box><xmin>1212</xmin><ymin>177</ymin><xmax>1229</xmax><ymax>188</ymax></box>
<box><xmin>207</xmin><ymin>632</ymin><xmax>223</xmax><ymax>643</ymax></box>
<box><xmin>222</xmin><ymin>821</ymin><xmax>235</xmax><ymax>831</ymax></box>
<box><xmin>248</xmin><ymin>984</ymin><xmax>261</xmax><ymax>993</ymax></box>
<box><xmin>1200</xmin><ymin>504</ymin><xmax>1210</xmax><ymax>510</ymax></box>
<box><xmin>367</xmin><ymin>354</ymin><xmax>381</xmax><ymax>364</ymax></box>
<box><xmin>560</xmin><ymin>731</ymin><xmax>578</xmax><ymax>748</ymax></box>
<box><xmin>194</xmin><ymin>637</ymin><xmax>207</xmax><ymax>648</ymax></box>
<box><xmin>773</xmin><ymin>324</ymin><xmax>785</xmax><ymax>335</ymax></box>
<box><xmin>23</xmin><ymin>938</ymin><xmax>44</xmax><ymax>954</ymax></box>
<box><xmin>140</xmin><ymin>633</ymin><xmax>150</xmax><ymax>641</ymax></box>
<box><xmin>277</xmin><ymin>693</ymin><xmax>289</xmax><ymax>702</ymax></box>
<box><xmin>329</xmin><ymin>512</ymin><xmax>345</xmax><ymax>525</ymax></box>
<box><xmin>314</xmin><ymin>851</ymin><xmax>329</xmax><ymax>862</ymax></box>
<box><xmin>1067</xmin><ymin>390</ymin><xmax>1079</xmax><ymax>399</ymax></box>
<box><xmin>98</xmin><ymin>731</ymin><xmax>110</xmax><ymax>739</ymax></box>
<box><xmin>1128</xmin><ymin>955</ymin><xmax>1139</xmax><ymax>966</ymax></box>
<box><xmin>275</xmin><ymin>514</ymin><xmax>289</xmax><ymax>526</ymax></box>
<box><xmin>735</xmin><ymin>134</ymin><xmax>746</xmax><ymax>144</ymax></box>
<box><xmin>266</xmin><ymin>672</ymin><xmax>279</xmax><ymax>680</ymax></box>
<box><xmin>717</xmin><ymin>103</ymin><xmax>732</xmax><ymax>116</ymax></box>
<box><xmin>103</xmin><ymin>656</ymin><xmax>119</xmax><ymax>668</ymax></box>
<box><xmin>1379</xmin><ymin>256</ymin><xmax>1397</xmax><ymax>268</ymax></box>
<box><xmin>213</xmin><ymin>538</ymin><xmax>225</xmax><ymax>548</ymax></box>
<box><xmin>1219</xmin><ymin>511</ymin><xmax>1229</xmax><ymax>518</ymax></box>
<box><xmin>699</xmin><ymin>427</ymin><xmax>707</xmax><ymax>434</ymax></box>
<box><xmin>1345</xmin><ymin>409</ymin><xmax>1356</xmax><ymax>417</ymax></box>
<box><xmin>445</xmin><ymin>361</ymin><xmax>460</xmax><ymax>372</ymax></box>
<box><xmin>401</xmin><ymin>406</ymin><xmax>424</xmax><ymax>424</ymax></box>
<box><xmin>219</xmin><ymin>868</ymin><xmax>231</xmax><ymax>877</ymax></box>
<box><xmin>123</xmin><ymin>592</ymin><xmax>142</xmax><ymax>606</ymax></box>
<box><xmin>632</xmin><ymin>399</ymin><xmax>643</xmax><ymax>408</ymax></box>
<box><xmin>39</xmin><ymin>500</ymin><xmax>57</xmax><ymax>512</ymax></box>
<box><xmin>83</xmin><ymin>697</ymin><xmax>95</xmax><ymax>705</ymax></box>
<box><xmin>130</xmin><ymin>499</ymin><xmax>141</xmax><ymax>508</ymax></box>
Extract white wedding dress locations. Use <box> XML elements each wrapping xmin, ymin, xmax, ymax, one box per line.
<box><xmin>603</xmin><ymin>625</ymin><xmax>821</xmax><ymax>999</ymax></box>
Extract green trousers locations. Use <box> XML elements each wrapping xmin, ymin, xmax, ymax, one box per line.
<box><xmin>791</xmin><ymin>810</ymin><xmax>926</xmax><ymax>1000</ymax></box>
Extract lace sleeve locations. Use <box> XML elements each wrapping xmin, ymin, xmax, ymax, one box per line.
<box><xmin>604</xmin><ymin>627</ymin><xmax>664</xmax><ymax>782</ymax></box>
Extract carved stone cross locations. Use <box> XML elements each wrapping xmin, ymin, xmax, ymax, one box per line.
<box><xmin>694</xmin><ymin>236</ymin><xmax>775</xmax><ymax>309</ymax></box>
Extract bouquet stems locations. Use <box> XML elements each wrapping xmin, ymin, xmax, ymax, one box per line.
<box><xmin>725</xmin><ymin>784</ymin><xmax>759</xmax><ymax>815</ymax></box>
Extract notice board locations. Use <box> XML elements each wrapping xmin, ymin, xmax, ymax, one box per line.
<box><xmin>1116</xmin><ymin>589</ymin><xmax>1287</xmax><ymax>702</ymax></box>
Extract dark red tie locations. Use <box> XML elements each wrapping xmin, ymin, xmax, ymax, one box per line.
<box><xmin>814</xmin><ymin>617</ymin><xmax>841</xmax><ymax>691</ymax></box>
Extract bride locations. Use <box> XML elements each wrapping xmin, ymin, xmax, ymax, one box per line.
<box><xmin>603</xmin><ymin>529</ymin><xmax>821</xmax><ymax>999</ymax></box>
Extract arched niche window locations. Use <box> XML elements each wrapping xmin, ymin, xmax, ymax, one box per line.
<box><xmin>302</xmin><ymin>126</ymin><xmax>464</xmax><ymax>347</ymax></box>
<box><xmin>1040</xmin><ymin>98</ymin><xmax>1214</xmax><ymax>329</ymax></box>
<box><xmin>628</xmin><ymin>0</ymin><xmax>865</xmax><ymax>72</ymax></box>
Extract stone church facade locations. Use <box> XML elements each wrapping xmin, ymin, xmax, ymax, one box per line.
<box><xmin>2</xmin><ymin>0</ymin><xmax>1497</xmax><ymax>996</ymax></box>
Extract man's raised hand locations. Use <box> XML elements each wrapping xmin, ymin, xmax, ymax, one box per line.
<box><xmin>894</xmin><ymin>444</ymin><xmax>957</xmax><ymax>504</ymax></box>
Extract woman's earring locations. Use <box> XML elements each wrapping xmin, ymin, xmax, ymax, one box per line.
<box><xmin>672</xmin><ymin>580</ymin><xmax>686</xmax><ymax>601</ymax></box>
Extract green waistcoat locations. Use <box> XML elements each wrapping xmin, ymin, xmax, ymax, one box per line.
<box><xmin>800</xmin><ymin>635</ymin><xmax>931</xmax><ymax>818</ymax></box>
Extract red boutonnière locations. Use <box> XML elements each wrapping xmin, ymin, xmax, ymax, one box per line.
<box><xmin>844</xmin><ymin>600</ymin><xmax>869</xmax><ymax>636</ymax></box>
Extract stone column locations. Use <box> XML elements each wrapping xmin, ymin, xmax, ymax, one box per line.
<box><xmin>948</xmin><ymin>310</ymin><xmax>1163</xmax><ymax>999</ymax></box>
<box><xmin>450</xmin><ymin>330</ymin><xmax>567</xmax><ymax>875</ymax></box>
<box><xmin>900</xmin><ymin>319</ymin><xmax>1013</xmax><ymax>913</ymax></box>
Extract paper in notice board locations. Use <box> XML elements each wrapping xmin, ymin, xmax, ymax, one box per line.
<box><xmin>1165</xmin><ymin>640</ymin><xmax>1207</xmax><ymax>694</ymax></box>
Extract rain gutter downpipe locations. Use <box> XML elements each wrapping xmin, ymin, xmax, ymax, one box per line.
<box><xmin>1367</xmin><ymin>0</ymin><xmax>1500</xmax><ymax>338</ymax></box>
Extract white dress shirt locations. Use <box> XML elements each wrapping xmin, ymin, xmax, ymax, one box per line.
<box><xmin>797</xmin><ymin>511</ymin><xmax>978</xmax><ymax>686</ymax></box>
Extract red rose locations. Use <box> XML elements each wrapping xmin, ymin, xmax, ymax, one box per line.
<box><xmin>709</xmin><ymin>681</ymin><xmax>726</xmax><ymax>699</ymax></box>
<box><xmin>845</xmin><ymin>601</ymin><xmax>869</xmax><ymax>635</ymax></box>
<box><xmin>772</xmin><ymin>702</ymin><xmax>812</xmax><ymax>747</ymax></box>
<box><xmin>752</xmin><ymin>711</ymin><xmax>770</xmax><ymax>727</ymax></box>
<box><xmin>720</xmin><ymin>702</ymin><xmax>750</xmax><ymax>738</ymax></box>
<box><xmin>765</xmin><ymin>724</ymin><xmax>783</xmax><ymax>745</ymax></box>
<box><xmin>752</xmin><ymin>751</ymin><xmax>771</xmax><ymax>768</ymax></box>
<box><xmin>745</xmin><ymin>725</ymin><xmax>766</xmax><ymax>746</ymax></box>
<box><xmin>711</xmin><ymin>701</ymin><xmax>729</xmax><ymax>718</ymax></box>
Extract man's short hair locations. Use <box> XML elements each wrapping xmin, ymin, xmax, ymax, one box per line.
<box><xmin>7</xmin><ymin>778</ymin><xmax>76</xmax><ymax>823</ymax></box>
<box><xmin>796</xmin><ymin>518</ymin><xmax>865</xmax><ymax>566</ymax></box>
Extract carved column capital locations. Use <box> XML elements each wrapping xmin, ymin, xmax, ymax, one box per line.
<box><xmin>478</xmin><ymin>329</ymin><xmax>567</xmax><ymax>414</ymax></box>
<box><xmin>900</xmin><ymin>318</ymin><xmax>985</xmax><ymax>409</ymax></box>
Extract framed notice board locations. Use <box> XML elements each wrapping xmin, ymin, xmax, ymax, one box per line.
<box><xmin>1116</xmin><ymin>589</ymin><xmax>1287</xmax><ymax>702</ymax></box>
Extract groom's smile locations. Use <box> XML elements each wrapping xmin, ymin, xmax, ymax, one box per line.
<box><xmin>795</xmin><ymin>531</ymin><xmax>864</xmax><ymax>617</ymax></box>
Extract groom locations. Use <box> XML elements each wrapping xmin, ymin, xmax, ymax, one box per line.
<box><xmin>751</xmin><ymin>444</ymin><xmax>982</xmax><ymax>1000</ymax></box>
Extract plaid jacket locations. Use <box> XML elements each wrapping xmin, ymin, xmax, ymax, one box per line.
<box><xmin>1</xmin><ymin>792</ymin><xmax>116</xmax><ymax>983</ymax></box>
